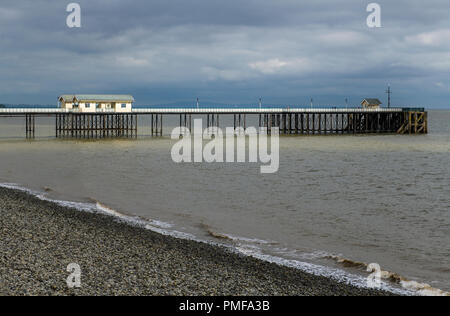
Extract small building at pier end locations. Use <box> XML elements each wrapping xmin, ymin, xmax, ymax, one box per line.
<box><xmin>361</xmin><ymin>98</ymin><xmax>382</xmax><ymax>109</ymax></box>
<box><xmin>58</xmin><ymin>94</ymin><xmax>135</xmax><ymax>113</ymax></box>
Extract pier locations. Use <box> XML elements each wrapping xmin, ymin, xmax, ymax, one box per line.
<box><xmin>0</xmin><ymin>107</ymin><xmax>427</xmax><ymax>138</ymax></box>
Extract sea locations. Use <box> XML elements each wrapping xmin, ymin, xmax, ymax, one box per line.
<box><xmin>0</xmin><ymin>109</ymin><xmax>448</xmax><ymax>295</ymax></box>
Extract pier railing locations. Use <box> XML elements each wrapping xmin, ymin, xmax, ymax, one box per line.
<box><xmin>0</xmin><ymin>107</ymin><xmax>427</xmax><ymax>138</ymax></box>
<box><xmin>0</xmin><ymin>108</ymin><xmax>116</xmax><ymax>113</ymax></box>
<box><xmin>131</xmin><ymin>108</ymin><xmax>405</xmax><ymax>114</ymax></box>
<box><xmin>0</xmin><ymin>108</ymin><xmax>64</xmax><ymax>113</ymax></box>
<box><xmin>0</xmin><ymin>107</ymin><xmax>407</xmax><ymax>114</ymax></box>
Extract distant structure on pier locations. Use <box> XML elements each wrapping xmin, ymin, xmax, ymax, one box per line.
<box><xmin>58</xmin><ymin>94</ymin><xmax>135</xmax><ymax>113</ymax></box>
<box><xmin>361</xmin><ymin>98</ymin><xmax>382</xmax><ymax>109</ymax></box>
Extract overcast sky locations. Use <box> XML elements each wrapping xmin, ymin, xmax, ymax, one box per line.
<box><xmin>1</xmin><ymin>0</ymin><xmax>449</xmax><ymax>107</ymax></box>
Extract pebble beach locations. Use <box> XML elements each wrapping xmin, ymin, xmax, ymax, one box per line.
<box><xmin>0</xmin><ymin>186</ymin><xmax>394</xmax><ymax>296</ymax></box>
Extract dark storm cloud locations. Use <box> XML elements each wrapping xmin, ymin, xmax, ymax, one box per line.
<box><xmin>0</xmin><ymin>0</ymin><xmax>449</xmax><ymax>107</ymax></box>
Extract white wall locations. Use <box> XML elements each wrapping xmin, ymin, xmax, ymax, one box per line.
<box><xmin>114</xmin><ymin>102</ymin><xmax>132</xmax><ymax>113</ymax></box>
<box><xmin>62</xmin><ymin>102</ymin><xmax>73</xmax><ymax>109</ymax></box>
<box><xmin>65</xmin><ymin>101</ymin><xmax>132</xmax><ymax>112</ymax></box>
<box><xmin>79</xmin><ymin>102</ymin><xmax>97</xmax><ymax>113</ymax></box>
<box><xmin>100</xmin><ymin>103</ymin><xmax>112</xmax><ymax>109</ymax></box>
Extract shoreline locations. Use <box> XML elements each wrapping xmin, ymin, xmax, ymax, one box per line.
<box><xmin>0</xmin><ymin>186</ymin><xmax>395</xmax><ymax>296</ymax></box>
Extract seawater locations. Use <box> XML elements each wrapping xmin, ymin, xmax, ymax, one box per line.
<box><xmin>0</xmin><ymin>110</ymin><xmax>448</xmax><ymax>295</ymax></box>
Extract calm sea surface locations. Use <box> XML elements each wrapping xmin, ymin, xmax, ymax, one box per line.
<box><xmin>0</xmin><ymin>110</ymin><xmax>449</xmax><ymax>293</ymax></box>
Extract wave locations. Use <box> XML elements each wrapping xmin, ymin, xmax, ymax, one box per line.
<box><xmin>1</xmin><ymin>182</ymin><xmax>447</xmax><ymax>296</ymax></box>
<box><xmin>327</xmin><ymin>255</ymin><xmax>450</xmax><ymax>297</ymax></box>
<box><xmin>0</xmin><ymin>183</ymin><xmax>194</xmax><ymax>240</ymax></box>
<box><xmin>199</xmin><ymin>227</ymin><xmax>422</xmax><ymax>296</ymax></box>
<box><xmin>199</xmin><ymin>222</ymin><xmax>234</xmax><ymax>241</ymax></box>
<box><xmin>200</xmin><ymin>223</ymin><xmax>273</xmax><ymax>244</ymax></box>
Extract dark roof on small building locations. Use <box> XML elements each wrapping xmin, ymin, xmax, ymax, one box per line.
<box><xmin>59</xmin><ymin>94</ymin><xmax>135</xmax><ymax>103</ymax></box>
<box><xmin>361</xmin><ymin>98</ymin><xmax>382</xmax><ymax>105</ymax></box>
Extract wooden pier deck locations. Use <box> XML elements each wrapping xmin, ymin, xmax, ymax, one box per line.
<box><xmin>0</xmin><ymin>107</ymin><xmax>427</xmax><ymax>138</ymax></box>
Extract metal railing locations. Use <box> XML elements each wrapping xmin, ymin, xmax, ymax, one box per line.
<box><xmin>132</xmin><ymin>107</ymin><xmax>405</xmax><ymax>113</ymax></box>
<box><xmin>0</xmin><ymin>108</ymin><xmax>117</xmax><ymax>113</ymax></box>
<box><xmin>0</xmin><ymin>108</ymin><xmax>64</xmax><ymax>113</ymax></box>
<box><xmin>0</xmin><ymin>107</ymin><xmax>409</xmax><ymax>114</ymax></box>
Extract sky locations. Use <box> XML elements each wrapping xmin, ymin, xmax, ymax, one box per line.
<box><xmin>0</xmin><ymin>0</ymin><xmax>449</xmax><ymax>108</ymax></box>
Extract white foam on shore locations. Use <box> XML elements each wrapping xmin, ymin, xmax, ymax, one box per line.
<box><xmin>327</xmin><ymin>255</ymin><xmax>450</xmax><ymax>297</ymax></box>
<box><xmin>232</xmin><ymin>244</ymin><xmax>410</xmax><ymax>295</ymax></box>
<box><xmin>0</xmin><ymin>183</ymin><xmax>190</xmax><ymax>237</ymax></box>
<box><xmin>0</xmin><ymin>183</ymin><xmax>99</xmax><ymax>213</ymax></box>
<box><xmin>2</xmin><ymin>182</ymin><xmax>447</xmax><ymax>296</ymax></box>
<box><xmin>214</xmin><ymin>232</ymin><xmax>274</xmax><ymax>245</ymax></box>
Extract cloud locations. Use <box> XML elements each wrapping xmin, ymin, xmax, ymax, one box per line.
<box><xmin>405</xmin><ymin>29</ymin><xmax>450</xmax><ymax>46</ymax></box>
<box><xmin>0</xmin><ymin>0</ymin><xmax>449</xmax><ymax>107</ymax></box>
<box><xmin>318</xmin><ymin>31</ymin><xmax>366</xmax><ymax>46</ymax></box>
<box><xmin>115</xmin><ymin>56</ymin><xmax>151</xmax><ymax>67</ymax></box>
<box><xmin>0</xmin><ymin>7</ymin><xmax>21</xmax><ymax>21</ymax></box>
<box><xmin>249</xmin><ymin>59</ymin><xmax>288</xmax><ymax>74</ymax></box>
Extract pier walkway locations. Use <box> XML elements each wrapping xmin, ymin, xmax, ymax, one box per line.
<box><xmin>0</xmin><ymin>107</ymin><xmax>427</xmax><ymax>138</ymax></box>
